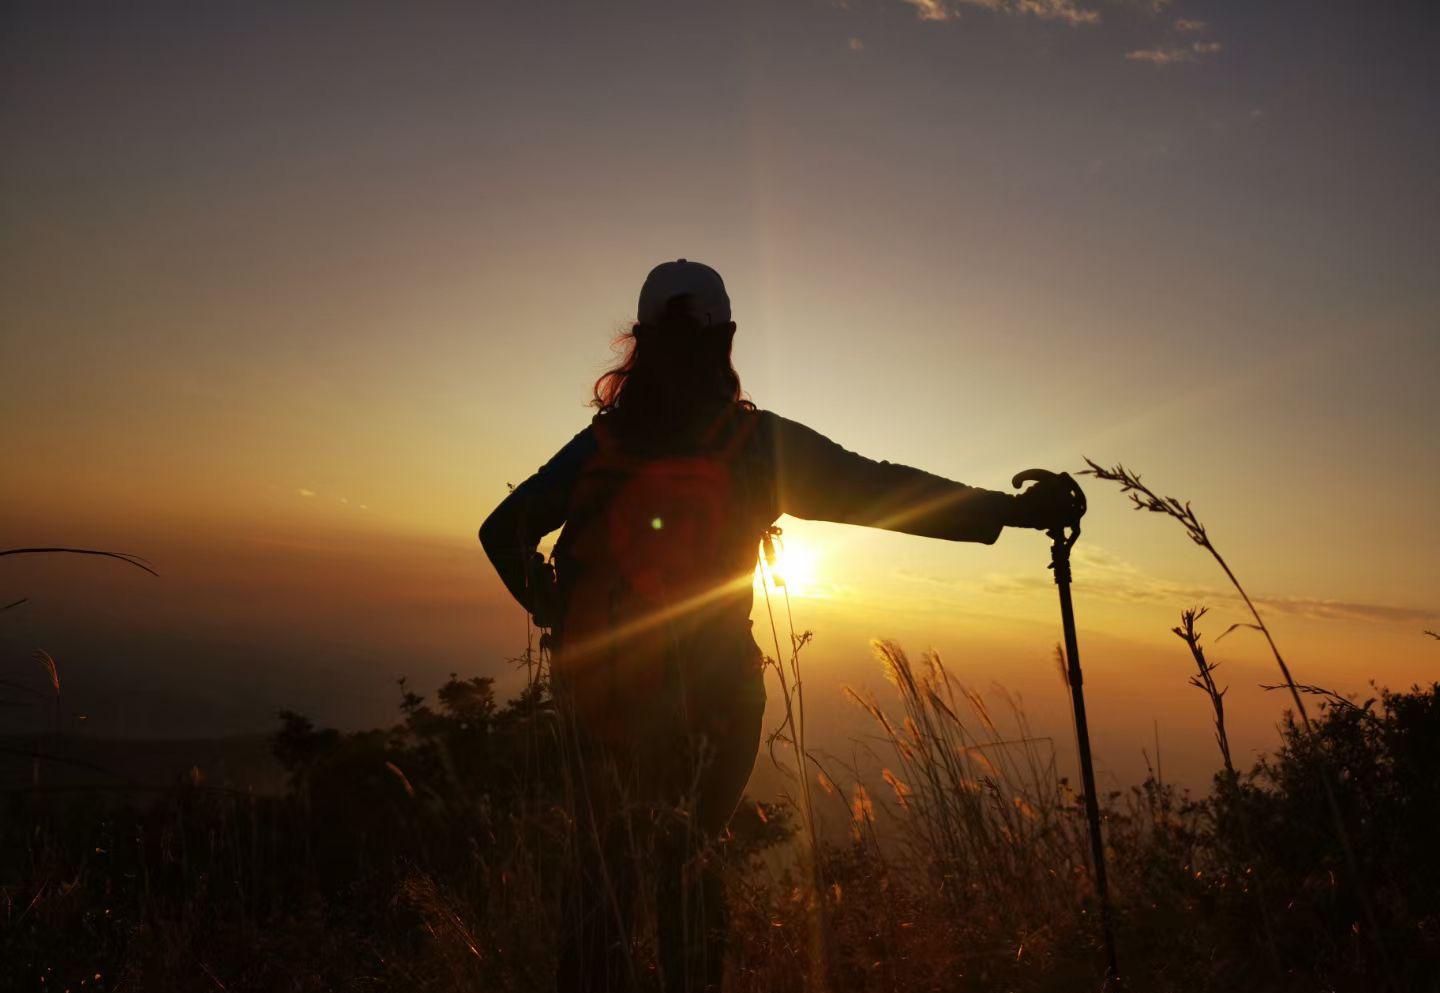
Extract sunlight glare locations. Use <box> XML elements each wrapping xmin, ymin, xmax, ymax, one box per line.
<box><xmin>758</xmin><ymin>536</ymin><xmax>822</xmax><ymax>597</ymax></box>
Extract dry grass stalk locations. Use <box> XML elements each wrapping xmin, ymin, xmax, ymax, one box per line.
<box><xmin>1172</xmin><ymin>608</ymin><xmax>1234</xmax><ymax>778</ymax></box>
<box><xmin>1173</xmin><ymin>607</ymin><xmax>1285</xmax><ymax>977</ymax></box>
<box><xmin>758</xmin><ymin>527</ymin><xmax>830</xmax><ymax>991</ymax></box>
<box><xmin>33</xmin><ymin>650</ymin><xmax>60</xmax><ymax>696</ymax></box>
<box><xmin>1</xmin><ymin>546</ymin><xmax>158</xmax><ymax>576</ymax></box>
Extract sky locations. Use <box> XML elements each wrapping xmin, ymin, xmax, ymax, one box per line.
<box><xmin>2</xmin><ymin>0</ymin><xmax>1437</xmax><ymax>791</ymax></box>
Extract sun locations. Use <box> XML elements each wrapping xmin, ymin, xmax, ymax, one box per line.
<box><xmin>758</xmin><ymin>535</ymin><xmax>822</xmax><ymax>597</ymax></box>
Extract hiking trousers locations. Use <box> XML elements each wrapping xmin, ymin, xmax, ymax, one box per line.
<box><xmin>555</xmin><ymin>672</ymin><xmax>764</xmax><ymax>993</ymax></box>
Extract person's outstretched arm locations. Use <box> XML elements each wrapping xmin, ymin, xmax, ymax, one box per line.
<box><xmin>479</xmin><ymin>427</ymin><xmax>596</xmax><ymax>621</ymax></box>
<box><xmin>762</xmin><ymin>412</ymin><xmax>1017</xmax><ymax>543</ymax></box>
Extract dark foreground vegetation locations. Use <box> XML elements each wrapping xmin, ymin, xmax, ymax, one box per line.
<box><xmin>3</xmin><ymin>652</ymin><xmax>1438</xmax><ymax>993</ymax></box>
<box><xmin>5</xmin><ymin>470</ymin><xmax>1438</xmax><ymax>992</ymax></box>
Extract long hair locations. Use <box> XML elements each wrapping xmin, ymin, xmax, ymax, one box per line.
<box><xmin>591</xmin><ymin>306</ymin><xmax>751</xmax><ymax>440</ymax></box>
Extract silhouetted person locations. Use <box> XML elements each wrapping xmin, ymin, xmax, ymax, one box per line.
<box><xmin>481</xmin><ymin>259</ymin><xmax>1077</xmax><ymax>993</ymax></box>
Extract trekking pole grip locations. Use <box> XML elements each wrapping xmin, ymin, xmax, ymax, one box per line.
<box><xmin>1010</xmin><ymin>468</ymin><xmax>1086</xmax><ymax>554</ymax></box>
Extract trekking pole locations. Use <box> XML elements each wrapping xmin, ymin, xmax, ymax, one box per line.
<box><xmin>1011</xmin><ymin>469</ymin><xmax>1119</xmax><ymax>988</ymax></box>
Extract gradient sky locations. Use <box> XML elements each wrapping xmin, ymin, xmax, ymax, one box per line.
<box><xmin>3</xmin><ymin>0</ymin><xmax>1437</xmax><ymax>790</ymax></box>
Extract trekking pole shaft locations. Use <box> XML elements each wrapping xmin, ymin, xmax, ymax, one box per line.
<box><xmin>1052</xmin><ymin>534</ymin><xmax>1120</xmax><ymax>985</ymax></box>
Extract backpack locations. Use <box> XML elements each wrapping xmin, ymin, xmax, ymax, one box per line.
<box><xmin>550</xmin><ymin>407</ymin><xmax>763</xmax><ymax>741</ymax></box>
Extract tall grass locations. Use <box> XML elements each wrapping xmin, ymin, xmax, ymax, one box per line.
<box><xmin>844</xmin><ymin>642</ymin><xmax>1085</xmax><ymax>926</ymax></box>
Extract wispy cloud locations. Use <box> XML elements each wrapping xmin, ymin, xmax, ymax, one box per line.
<box><xmin>298</xmin><ymin>488</ymin><xmax>316</xmax><ymax>498</ymax></box>
<box><xmin>901</xmin><ymin>0</ymin><xmax>1101</xmax><ymax>27</ymax></box>
<box><xmin>889</xmin><ymin>0</ymin><xmax>1226</xmax><ymax>74</ymax></box>
<box><xmin>974</xmin><ymin>546</ymin><xmax>1438</xmax><ymax>626</ymax></box>
<box><xmin>1126</xmin><ymin>9</ymin><xmax>1222</xmax><ymax>66</ymax></box>
<box><xmin>902</xmin><ymin>0</ymin><xmax>951</xmax><ymax>21</ymax></box>
<box><xmin>1246</xmin><ymin>597</ymin><xmax>1439</xmax><ymax>626</ymax></box>
<box><xmin>1126</xmin><ymin>39</ymin><xmax>1222</xmax><ymax>64</ymax></box>
<box><xmin>1012</xmin><ymin>0</ymin><xmax>1100</xmax><ymax>25</ymax></box>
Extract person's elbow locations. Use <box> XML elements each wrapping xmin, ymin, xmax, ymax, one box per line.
<box><xmin>478</xmin><ymin>504</ymin><xmax>511</xmax><ymax>562</ymax></box>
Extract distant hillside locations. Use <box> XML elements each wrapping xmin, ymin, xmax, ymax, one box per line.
<box><xmin>0</xmin><ymin>733</ymin><xmax>286</xmax><ymax>795</ymax></box>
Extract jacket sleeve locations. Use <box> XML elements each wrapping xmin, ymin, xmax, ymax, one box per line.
<box><xmin>762</xmin><ymin>412</ymin><xmax>1013</xmax><ymax>544</ymax></box>
<box><xmin>479</xmin><ymin>426</ymin><xmax>597</xmax><ymax>612</ymax></box>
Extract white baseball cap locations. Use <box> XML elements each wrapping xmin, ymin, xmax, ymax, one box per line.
<box><xmin>636</xmin><ymin>259</ymin><xmax>731</xmax><ymax>326</ymax></box>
